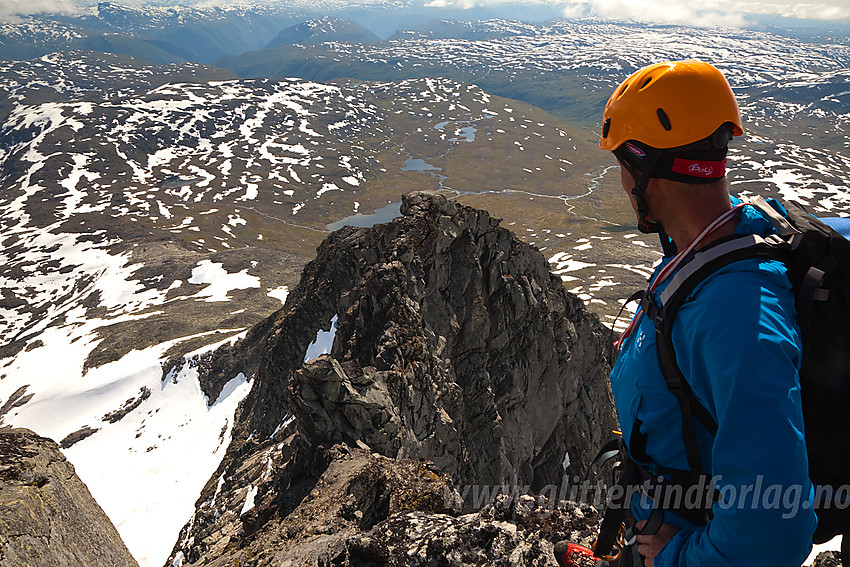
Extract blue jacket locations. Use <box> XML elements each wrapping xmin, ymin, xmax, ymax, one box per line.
<box><xmin>610</xmin><ymin>200</ymin><xmax>817</xmax><ymax>566</ymax></box>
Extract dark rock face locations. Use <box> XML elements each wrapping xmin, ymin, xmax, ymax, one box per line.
<box><xmin>167</xmin><ymin>191</ymin><xmax>617</xmax><ymax>566</ymax></box>
<box><xmin>0</xmin><ymin>427</ymin><xmax>140</xmax><ymax>567</ymax></box>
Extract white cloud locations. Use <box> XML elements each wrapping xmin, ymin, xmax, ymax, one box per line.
<box><xmin>560</xmin><ymin>0</ymin><xmax>745</xmax><ymax>26</ymax></box>
<box><xmin>0</xmin><ymin>0</ymin><xmax>81</xmax><ymax>22</ymax></box>
<box><xmin>425</xmin><ymin>0</ymin><xmax>488</xmax><ymax>7</ymax></box>
<box><xmin>737</xmin><ymin>1</ymin><xmax>850</xmax><ymax>20</ymax></box>
<box><xmin>2</xmin><ymin>0</ymin><xmax>846</xmax><ymax>23</ymax></box>
<box><xmin>558</xmin><ymin>0</ymin><xmax>849</xmax><ymax>24</ymax></box>
<box><xmin>418</xmin><ymin>0</ymin><xmax>848</xmax><ymax>23</ymax></box>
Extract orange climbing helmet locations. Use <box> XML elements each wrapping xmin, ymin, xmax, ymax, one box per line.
<box><xmin>600</xmin><ymin>60</ymin><xmax>744</xmax><ymax>151</ymax></box>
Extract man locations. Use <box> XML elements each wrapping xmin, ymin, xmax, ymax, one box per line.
<box><xmin>556</xmin><ymin>60</ymin><xmax>817</xmax><ymax>566</ymax></box>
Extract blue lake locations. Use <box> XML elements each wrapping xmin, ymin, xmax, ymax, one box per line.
<box><xmin>449</xmin><ymin>126</ymin><xmax>476</xmax><ymax>142</ymax></box>
<box><xmin>402</xmin><ymin>158</ymin><xmax>441</xmax><ymax>173</ymax></box>
<box><xmin>433</xmin><ymin>122</ymin><xmax>477</xmax><ymax>143</ymax></box>
<box><xmin>326</xmin><ymin>201</ymin><xmax>402</xmax><ymax>231</ymax></box>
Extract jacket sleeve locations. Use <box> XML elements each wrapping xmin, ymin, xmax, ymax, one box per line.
<box><xmin>654</xmin><ymin>260</ymin><xmax>817</xmax><ymax>567</ymax></box>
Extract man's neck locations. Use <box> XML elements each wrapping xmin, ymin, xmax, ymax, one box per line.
<box><xmin>649</xmin><ymin>178</ymin><xmax>736</xmax><ymax>251</ymax></box>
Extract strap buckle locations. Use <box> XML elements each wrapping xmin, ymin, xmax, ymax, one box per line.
<box><xmin>638</xmin><ymin>291</ymin><xmax>664</xmax><ymax>328</ymax></box>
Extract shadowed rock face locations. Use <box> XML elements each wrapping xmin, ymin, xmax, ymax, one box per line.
<box><xmin>167</xmin><ymin>191</ymin><xmax>619</xmax><ymax>566</ymax></box>
<box><xmin>0</xmin><ymin>427</ymin><xmax>139</xmax><ymax>567</ymax></box>
<box><xmin>285</xmin><ymin>191</ymin><xmax>617</xmax><ymax>487</ymax></box>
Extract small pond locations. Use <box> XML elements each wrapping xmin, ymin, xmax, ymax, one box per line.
<box><xmin>326</xmin><ymin>201</ymin><xmax>402</xmax><ymax>231</ymax></box>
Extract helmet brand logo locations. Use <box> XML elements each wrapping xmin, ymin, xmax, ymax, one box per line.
<box><xmin>672</xmin><ymin>158</ymin><xmax>727</xmax><ymax>178</ymax></box>
<box><xmin>688</xmin><ymin>163</ymin><xmax>714</xmax><ymax>175</ymax></box>
<box><xmin>624</xmin><ymin>142</ymin><xmax>646</xmax><ymax>157</ymax></box>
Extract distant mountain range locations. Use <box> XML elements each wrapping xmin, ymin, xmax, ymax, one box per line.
<box><xmin>267</xmin><ymin>16</ymin><xmax>380</xmax><ymax>46</ymax></box>
<box><xmin>0</xmin><ymin>1</ymin><xmax>569</xmax><ymax>63</ymax></box>
<box><xmin>0</xmin><ymin>2</ymin><xmax>300</xmax><ymax>62</ymax></box>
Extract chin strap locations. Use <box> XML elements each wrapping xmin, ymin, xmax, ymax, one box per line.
<box><xmin>630</xmin><ymin>148</ymin><xmax>663</xmax><ymax>234</ymax></box>
<box><xmin>632</xmin><ymin>187</ymin><xmax>663</xmax><ymax>234</ymax></box>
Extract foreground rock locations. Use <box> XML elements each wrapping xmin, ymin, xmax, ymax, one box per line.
<box><xmin>340</xmin><ymin>494</ymin><xmax>601</xmax><ymax>566</ymax></box>
<box><xmin>171</xmin><ymin>444</ymin><xmax>602</xmax><ymax>567</ymax></box>
<box><xmin>812</xmin><ymin>551</ymin><xmax>841</xmax><ymax>567</ymax></box>
<box><xmin>167</xmin><ymin>191</ymin><xmax>618</xmax><ymax>566</ymax></box>
<box><xmin>0</xmin><ymin>427</ymin><xmax>139</xmax><ymax>567</ymax></box>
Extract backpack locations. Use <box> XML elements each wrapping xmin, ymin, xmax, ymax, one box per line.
<box><xmin>645</xmin><ymin>195</ymin><xmax>850</xmax><ymax>548</ymax></box>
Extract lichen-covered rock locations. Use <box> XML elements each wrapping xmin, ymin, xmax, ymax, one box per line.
<box><xmin>339</xmin><ymin>494</ymin><xmax>601</xmax><ymax>567</ymax></box>
<box><xmin>168</xmin><ymin>191</ymin><xmax>617</xmax><ymax>566</ymax></box>
<box><xmin>0</xmin><ymin>427</ymin><xmax>139</xmax><ymax>567</ymax></box>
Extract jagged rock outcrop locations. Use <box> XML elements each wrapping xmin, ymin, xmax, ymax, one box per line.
<box><xmin>167</xmin><ymin>191</ymin><xmax>618</xmax><ymax>566</ymax></box>
<box><xmin>339</xmin><ymin>492</ymin><xmax>602</xmax><ymax>566</ymax></box>
<box><xmin>0</xmin><ymin>427</ymin><xmax>139</xmax><ymax>567</ymax></box>
<box><xmin>176</xmin><ymin>445</ymin><xmax>463</xmax><ymax>566</ymax></box>
<box><xmin>171</xmin><ymin>443</ymin><xmax>603</xmax><ymax>567</ymax></box>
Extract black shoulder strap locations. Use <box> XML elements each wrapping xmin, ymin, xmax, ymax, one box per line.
<box><xmin>649</xmin><ymin>231</ymin><xmax>788</xmax><ymax>474</ymax></box>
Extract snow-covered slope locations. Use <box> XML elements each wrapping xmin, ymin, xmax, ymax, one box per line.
<box><xmin>0</xmin><ymin>52</ymin><xmax>380</xmax><ymax>566</ymax></box>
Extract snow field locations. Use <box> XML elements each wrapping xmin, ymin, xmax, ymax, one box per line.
<box><xmin>2</xmin><ymin>325</ymin><xmax>253</xmax><ymax>567</ymax></box>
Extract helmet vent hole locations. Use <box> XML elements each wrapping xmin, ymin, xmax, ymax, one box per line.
<box><xmin>657</xmin><ymin>108</ymin><xmax>672</xmax><ymax>131</ymax></box>
<box><xmin>640</xmin><ymin>77</ymin><xmax>653</xmax><ymax>90</ymax></box>
<box><xmin>617</xmin><ymin>82</ymin><xmax>631</xmax><ymax>98</ymax></box>
<box><xmin>602</xmin><ymin>118</ymin><xmax>611</xmax><ymax>138</ymax></box>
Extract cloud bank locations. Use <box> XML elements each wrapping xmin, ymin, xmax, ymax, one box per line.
<box><xmin>559</xmin><ymin>0</ymin><xmax>746</xmax><ymax>27</ymax></box>
<box><xmin>2</xmin><ymin>0</ymin><xmax>847</xmax><ymax>25</ymax></box>
<box><xmin>425</xmin><ymin>0</ymin><xmax>849</xmax><ymax>24</ymax></box>
<box><xmin>560</xmin><ymin>0</ymin><xmax>849</xmax><ymax>25</ymax></box>
<box><xmin>0</xmin><ymin>0</ymin><xmax>81</xmax><ymax>22</ymax></box>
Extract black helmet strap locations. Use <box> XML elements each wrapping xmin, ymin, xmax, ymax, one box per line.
<box><xmin>618</xmin><ymin>148</ymin><xmax>663</xmax><ymax>234</ymax></box>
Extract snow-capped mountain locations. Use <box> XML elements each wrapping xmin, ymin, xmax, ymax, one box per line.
<box><xmin>0</xmin><ymin>12</ymin><xmax>848</xmax><ymax>567</ymax></box>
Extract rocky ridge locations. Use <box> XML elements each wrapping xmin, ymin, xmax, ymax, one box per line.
<box><xmin>165</xmin><ymin>191</ymin><xmax>620</xmax><ymax>565</ymax></box>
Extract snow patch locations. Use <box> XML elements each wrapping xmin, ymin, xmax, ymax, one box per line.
<box><xmin>188</xmin><ymin>260</ymin><xmax>261</xmax><ymax>302</ymax></box>
<box><xmin>3</xmin><ymin>332</ymin><xmax>253</xmax><ymax>567</ymax></box>
<box><xmin>241</xmin><ymin>485</ymin><xmax>258</xmax><ymax>515</ymax></box>
<box><xmin>268</xmin><ymin>286</ymin><xmax>289</xmax><ymax>304</ymax></box>
<box><xmin>304</xmin><ymin>315</ymin><xmax>338</xmax><ymax>362</ymax></box>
